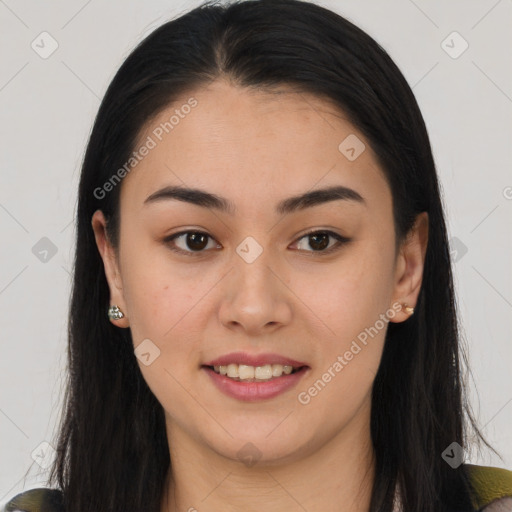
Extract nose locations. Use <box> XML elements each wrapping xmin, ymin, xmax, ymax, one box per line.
<box><xmin>218</xmin><ymin>246</ymin><xmax>293</xmax><ymax>337</ymax></box>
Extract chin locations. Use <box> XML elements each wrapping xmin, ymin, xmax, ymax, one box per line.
<box><xmin>213</xmin><ymin>438</ymin><xmax>307</xmax><ymax>468</ymax></box>
<box><xmin>204</xmin><ymin>422</ymin><xmax>312</xmax><ymax>466</ymax></box>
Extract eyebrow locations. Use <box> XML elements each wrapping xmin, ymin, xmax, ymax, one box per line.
<box><xmin>143</xmin><ymin>184</ymin><xmax>366</xmax><ymax>215</ymax></box>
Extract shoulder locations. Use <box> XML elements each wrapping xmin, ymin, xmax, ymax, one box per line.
<box><xmin>4</xmin><ymin>467</ymin><xmax>511</xmax><ymax>512</ymax></box>
<box><xmin>465</xmin><ymin>464</ymin><xmax>512</xmax><ymax>511</ymax></box>
<box><xmin>480</xmin><ymin>497</ymin><xmax>512</xmax><ymax>512</ymax></box>
<box><xmin>2</xmin><ymin>487</ymin><xmax>65</xmax><ymax>512</ymax></box>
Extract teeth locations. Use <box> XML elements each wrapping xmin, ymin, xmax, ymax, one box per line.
<box><xmin>227</xmin><ymin>363</ymin><xmax>239</xmax><ymax>378</ymax></box>
<box><xmin>239</xmin><ymin>365</ymin><xmax>255</xmax><ymax>380</ymax></box>
<box><xmin>255</xmin><ymin>364</ymin><xmax>272</xmax><ymax>379</ymax></box>
<box><xmin>211</xmin><ymin>363</ymin><xmax>299</xmax><ymax>380</ymax></box>
<box><xmin>272</xmin><ymin>364</ymin><xmax>283</xmax><ymax>377</ymax></box>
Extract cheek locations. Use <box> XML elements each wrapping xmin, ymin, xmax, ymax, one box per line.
<box><xmin>121</xmin><ymin>262</ymin><xmax>205</xmax><ymax>419</ymax></box>
<box><xmin>304</xmin><ymin>244</ymin><xmax>393</xmax><ymax>334</ymax></box>
<box><xmin>299</xmin><ymin>303</ymin><xmax>388</xmax><ymax>424</ymax></box>
<box><xmin>299</xmin><ymin>240</ymin><xmax>393</xmax><ymax>395</ymax></box>
<box><xmin>123</xmin><ymin>273</ymin><xmax>173</xmax><ymax>338</ymax></box>
<box><xmin>119</xmin><ymin>250</ymin><xmax>218</xmax><ymax>408</ymax></box>
<box><xmin>119</xmin><ymin>231</ymin><xmax>197</xmax><ymax>338</ymax></box>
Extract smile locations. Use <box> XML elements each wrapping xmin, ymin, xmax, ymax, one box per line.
<box><xmin>210</xmin><ymin>363</ymin><xmax>302</xmax><ymax>381</ymax></box>
<box><xmin>202</xmin><ymin>364</ymin><xmax>309</xmax><ymax>401</ymax></box>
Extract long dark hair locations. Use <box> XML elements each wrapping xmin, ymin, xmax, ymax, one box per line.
<box><xmin>47</xmin><ymin>0</ymin><xmax>493</xmax><ymax>510</ymax></box>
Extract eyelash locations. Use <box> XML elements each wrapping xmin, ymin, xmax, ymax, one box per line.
<box><xmin>163</xmin><ymin>229</ymin><xmax>351</xmax><ymax>257</ymax></box>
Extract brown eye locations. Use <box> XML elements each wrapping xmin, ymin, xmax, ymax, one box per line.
<box><xmin>306</xmin><ymin>232</ymin><xmax>330</xmax><ymax>251</ymax></box>
<box><xmin>165</xmin><ymin>231</ymin><xmax>219</xmax><ymax>255</ymax></box>
<box><xmin>164</xmin><ymin>229</ymin><xmax>350</xmax><ymax>257</ymax></box>
<box><xmin>294</xmin><ymin>230</ymin><xmax>351</xmax><ymax>254</ymax></box>
<box><xmin>183</xmin><ymin>232</ymin><xmax>209</xmax><ymax>251</ymax></box>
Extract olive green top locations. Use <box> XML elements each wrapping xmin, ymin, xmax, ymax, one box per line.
<box><xmin>3</xmin><ymin>464</ymin><xmax>512</xmax><ymax>511</ymax></box>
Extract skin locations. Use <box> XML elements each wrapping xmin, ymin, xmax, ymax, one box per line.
<box><xmin>92</xmin><ymin>79</ymin><xmax>428</xmax><ymax>512</ymax></box>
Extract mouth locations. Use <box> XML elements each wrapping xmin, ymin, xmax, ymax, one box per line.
<box><xmin>202</xmin><ymin>363</ymin><xmax>307</xmax><ymax>382</ymax></box>
<box><xmin>201</xmin><ymin>359</ymin><xmax>310</xmax><ymax>402</ymax></box>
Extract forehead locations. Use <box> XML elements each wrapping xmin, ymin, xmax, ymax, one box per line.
<box><xmin>119</xmin><ymin>80</ymin><xmax>391</xmax><ymax>219</ymax></box>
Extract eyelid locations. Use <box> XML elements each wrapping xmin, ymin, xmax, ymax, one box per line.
<box><xmin>163</xmin><ymin>229</ymin><xmax>351</xmax><ymax>257</ymax></box>
<box><xmin>292</xmin><ymin>228</ymin><xmax>351</xmax><ymax>256</ymax></box>
<box><xmin>163</xmin><ymin>230</ymin><xmax>219</xmax><ymax>257</ymax></box>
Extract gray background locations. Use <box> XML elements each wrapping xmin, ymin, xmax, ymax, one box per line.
<box><xmin>1</xmin><ymin>0</ymin><xmax>511</xmax><ymax>505</ymax></box>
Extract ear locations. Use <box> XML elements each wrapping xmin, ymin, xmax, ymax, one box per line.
<box><xmin>91</xmin><ymin>209</ymin><xmax>130</xmax><ymax>328</ymax></box>
<box><xmin>388</xmin><ymin>211</ymin><xmax>429</xmax><ymax>323</ymax></box>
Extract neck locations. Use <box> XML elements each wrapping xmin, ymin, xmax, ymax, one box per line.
<box><xmin>161</xmin><ymin>402</ymin><xmax>376</xmax><ymax>512</ymax></box>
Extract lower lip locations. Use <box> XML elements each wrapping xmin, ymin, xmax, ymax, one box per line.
<box><xmin>202</xmin><ymin>366</ymin><xmax>309</xmax><ymax>402</ymax></box>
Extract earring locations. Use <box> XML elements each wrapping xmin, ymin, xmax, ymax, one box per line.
<box><xmin>402</xmin><ymin>303</ymin><xmax>414</xmax><ymax>315</ymax></box>
<box><xmin>108</xmin><ymin>304</ymin><xmax>124</xmax><ymax>320</ymax></box>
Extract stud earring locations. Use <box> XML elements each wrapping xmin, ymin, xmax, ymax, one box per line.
<box><xmin>108</xmin><ymin>304</ymin><xmax>124</xmax><ymax>320</ymax></box>
<box><xmin>401</xmin><ymin>303</ymin><xmax>414</xmax><ymax>315</ymax></box>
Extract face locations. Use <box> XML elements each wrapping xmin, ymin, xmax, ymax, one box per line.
<box><xmin>92</xmin><ymin>80</ymin><xmax>428</xmax><ymax>466</ymax></box>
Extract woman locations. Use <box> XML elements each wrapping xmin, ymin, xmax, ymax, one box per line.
<box><xmin>4</xmin><ymin>0</ymin><xmax>512</xmax><ymax>511</ymax></box>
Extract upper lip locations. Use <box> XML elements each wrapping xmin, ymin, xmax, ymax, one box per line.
<box><xmin>203</xmin><ymin>352</ymin><xmax>309</xmax><ymax>368</ymax></box>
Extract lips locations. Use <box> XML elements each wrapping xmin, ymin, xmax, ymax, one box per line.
<box><xmin>202</xmin><ymin>365</ymin><xmax>310</xmax><ymax>401</ymax></box>
<box><xmin>201</xmin><ymin>352</ymin><xmax>310</xmax><ymax>401</ymax></box>
<box><xmin>203</xmin><ymin>352</ymin><xmax>309</xmax><ymax>368</ymax></box>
